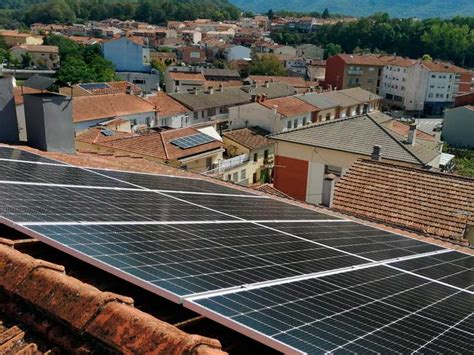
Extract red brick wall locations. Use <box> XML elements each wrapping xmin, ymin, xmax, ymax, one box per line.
<box><xmin>458</xmin><ymin>72</ymin><xmax>473</xmax><ymax>93</ymax></box>
<box><xmin>273</xmin><ymin>155</ymin><xmax>308</xmax><ymax>201</ymax></box>
<box><xmin>454</xmin><ymin>92</ymin><xmax>474</xmax><ymax>108</ymax></box>
<box><xmin>325</xmin><ymin>55</ymin><xmax>345</xmax><ymax>90</ymax></box>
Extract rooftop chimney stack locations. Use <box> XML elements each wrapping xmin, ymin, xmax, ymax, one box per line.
<box><xmin>126</xmin><ymin>85</ymin><xmax>132</xmax><ymax>95</ymax></box>
<box><xmin>251</xmin><ymin>93</ymin><xmax>257</xmax><ymax>102</ymax></box>
<box><xmin>371</xmin><ymin>145</ymin><xmax>382</xmax><ymax>161</ymax></box>
<box><xmin>209</xmin><ymin>87</ymin><xmax>214</xmax><ymax>95</ymax></box>
<box><xmin>407</xmin><ymin>123</ymin><xmax>417</xmax><ymax>145</ymax></box>
<box><xmin>218</xmin><ymin>83</ymin><xmax>224</xmax><ymax>92</ymax></box>
<box><xmin>272</xmin><ymin>104</ymin><xmax>278</xmax><ymax>115</ymax></box>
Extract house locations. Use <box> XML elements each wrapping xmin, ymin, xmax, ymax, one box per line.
<box><xmin>296</xmin><ymin>92</ymin><xmax>340</xmax><ymax>122</ymax></box>
<box><xmin>181</xmin><ymin>30</ymin><xmax>202</xmax><ymax>44</ymax></box>
<box><xmin>272</xmin><ymin>45</ymin><xmax>297</xmax><ymax>57</ymax></box>
<box><xmin>295</xmin><ymin>44</ymin><xmax>324</xmax><ymax>60</ymax></box>
<box><xmin>229</xmin><ymin>95</ymin><xmax>318</xmax><ymax>133</ymax></box>
<box><xmin>442</xmin><ymin>105</ymin><xmax>474</xmax><ymax>148</ymax></box>
<box><xmin>219</xmin><ymin>127</ymin><xmax>274</xmax><ymax>185</ymax></box>
<box><xmin>223</xmin><ymin>45</ymin><xmax>251</xmax><ymax>61</ymax></box>
<box><xmin>178</xmin><ymin>46</ymin><xmax>207</xmax><ymax>64</ymax></box>
<box><xmin>76</xmin><ymin>126</ymin><xmax>224</xmax><ymax>172</ymax></box>
<box><xmin>240</xmin><ymin>81</ymin><xmax>297</xmax><ymax>99</ymax></box>
<box><xmin>307</xmin><ymin>59</ymin><xmax>326</xmax><ymax>81</ymax></box>
<box><xmin>72</xmin><ymin>93</ymin><xmax>156</xmax><ymax>132</ymax></box>
<box><xmin>245</xmin><ymin>75</ymin><xmax>313</xmax><ymax>93</ymax></box>
<box><xmin>165</xmin><ymin>70</ymin><xmax>206</xmax><ymax>94</ymax></box>
<box><xmin>145</xmin><ymin>92</ymin><xmax>192</xmax><ymax>128</ymax></box>
<box><xmin>283</xmin><ymin>56</ymin><xmax>308</xmax><ymax>77</ymax></box>
<box><xmin>202</xmin><ymin>68</ymin><xmax>241</xmax><ymax>82</ymax></box>
<box><xmin>325</xmin><ymin>54</ymin><xmax>385</xmax><ymax>94</ymax></box>
<box><xmin>103</xmin><ymin>37</ymin><xmax>151</xmax><ymax>73</ymax></box>
<box><xmin>0</xmin><ymin>30</ymin><xmax>43</xmax><ymax>47</ymax></box>
<box><xmin>270</xmin><ymin>112</ymin><xmax>443</xmax><ymax>204</ymax></box>
<box><xmin>380</xmin><ymin>57</ymin><xmax>472</xmax><ymax>114</ymax></box>
<box><xmin>170</xmin><ymin>86</ymin><xmax>251</xmax><ymax>125</ymax></box>
<box><xmin>454</xmin><ymin>92</ymin><xmax>474</xmax><ymax>107</ymax></box>
<box><xmin>102</xmin><ymin>37</ymin><xmax>159</xmax><ymax>93</ymax></box>
<box><xmin>332</xmin><ymin>159</ymin><xmax>474</xmax><ymax>244</ymax></box>
<box><xmin>10</xmin><ymin>45</ymin><xmax>59</xmax><ymax>69</ymax></box>
<box><xmin>59</xmin><ymin>81</ymin><xmax>143</xmax><ymax>97</ymax></box>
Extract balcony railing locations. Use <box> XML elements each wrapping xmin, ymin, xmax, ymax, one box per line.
<box><xmin>204</xmin><ymin>153</ymin><xmax>249</xmax><ymax>175</ymax></box>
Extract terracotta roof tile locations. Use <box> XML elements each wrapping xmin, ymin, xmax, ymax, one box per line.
<box><xmin>146</xmin><ymin>92</ymin><xmax>190</xmax><ymax>117</ymax></box>
<box><xmin>333</xmin><ymin>159</ymin><xmax>474</xmax><ymax>242</ymax></box>
<box><xmin>254</xmin><ymin>184</ymin><xmax>291</xmax><ymax>199</ymax></box>
<box><xmin>335</xmin><ymin>54</ymin><xmax>386</xmax><ymax>66</ymax></box>
<box><xmin>72</xmin><ymin>94</ymin><xmax>156</xmax><ymax>122</ymax></box>
<box><xmin>223</xmin><ymin>127</ymin><xmax>273</xmax><ymax>150</ymax></box>
<box><xmin>13</xmin><ymin>45</ymin><xmax>58</xmax><ymax>53</ymax></box>
<box><xmin>260</xmin><ymin>96</ymin><xmax>318</xmax><ymax>117</ymax></box>
<box><xmin>91</xmin><ymin>128</ymin><xmax>223</xmax><ymax>160</ymax></box>
<box><xmin>168</xmin><ymin>72</ymin><xmax>206</xmax><ymax>81</ymax></box>
<box><xmin>421</xmin><ymin>61</ymin><xmax>471</xmax><ymax>74</ymax></box>
<box><xmin>0</xmin><ymin>244</ymin><xmax>225</xmax><ymax>354</ymax></box>
<box><xmin>13</xmin><ymin>86</ymin><xmax>42</xmax><ymax>105</ymax></box>
<box><xmin>249</xmin><ymin>75</ymin><xmax>308</xmax><ymax>88</ymax></box>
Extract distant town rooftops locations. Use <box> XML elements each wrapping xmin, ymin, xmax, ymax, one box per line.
<box><xmin>12</xmin><ymin>44</ymin><xmax>59</xmax><ymax>53</ymax></box>
<box><xmin>170</xmin><ymin>87</ymin><xmax>250</xmax><ymax>110</ymax></box>
<box><xmin>333</xmin><ymin>159</ymin><xmax>474</xmax><ymax>242</ymax></box>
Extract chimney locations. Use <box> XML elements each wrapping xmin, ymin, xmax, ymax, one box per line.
<box><xmin>264</xmin><ymin>81</ymin><xmax>270</xmax><ymax>88</ymax></box>
<box><xmin>218</xmin><ymin>83</ymin><xmax>224</xmax><ymax>92</ymax></box>
<box><xmin>251</xmin><ymin>81</ymin><xmax>257</xmax><ymax>88</ymax></box>
<box><xmin>371</xmin><ymin>145</ymin><xmax>382</xmax><ymax>161</ymax></box>
<box><xmin>407</xmin><ymin>123</ymin><xmax>417</xmax><ymax>145</ymax></box>
<box><xmin>465</xmin><ymin>223</ymin><xmax>474</xmax><ymax>247</ymax></box>
<box><xmin>272</xmin><ymin>104</ymin><xmax>278</xmax><ymax>115</ymax></box>
<box><xmin>126</xmin><ymin>85</ymin><xmax>132</xmax><ymax>95</ymax></box>
<box><xmin>270</xmin><ymin>78</ymin><xmax>274</xmax><ymax>83</ymax></box>
<box><xmin>261</xmin><ymin>93</ymin><xmax>267</xmax><ymax>102</ymax></box>
<box><xmin>209</xmin><ymin>87</ymin><xmax>214</xmax><ymax>94</ymax></box>
<box><xmin>251</xmin><ymin>93</ymin><xmax>257</xmax><ymax>102</ymax></box>
<box><xmin>193</xmin><ymin>88</ymin><xmax>198</xmax><ymax>95</ymax></box>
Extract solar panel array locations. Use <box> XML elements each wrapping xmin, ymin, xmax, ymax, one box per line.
<box><xmin>79</xmin><ymin>82</ymin><xmax>110</xmax><ymax>91</ymax></box>
<box><xmin>170</xmin><ymin>133</ymin><xmax>216</xmax><ymax>149</ymax></box>
<box><xmin>0</xmin><ymin>146</ymin><xmax>472</xmax><ymax>355</ymax></box>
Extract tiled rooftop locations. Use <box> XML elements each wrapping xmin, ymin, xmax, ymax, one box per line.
<box><xmin>72</xmin><ymin>93</ymin><xmax>156</xmax><ymax>122</ymax></box>
<box><xmin>223</xmin><ymin>126</ymin><xmax>273</xmax><ymax>150</ymax></box>
<box><xmin>260</xmin><ymin>96</ymin><xmax>318</xmax><ymax>117</ymax></box>
<box><xmin>146</xmin><ymin>92</ymin><xmax>190</xmax><ymax>117</ymax></box>
<box><xmin>333</xmin><ymin>159</ymin><xmax>474</xmax><ymax>242</ymax></box>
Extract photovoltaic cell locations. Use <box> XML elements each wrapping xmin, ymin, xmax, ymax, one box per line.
<box><xmin>262</xmin><ymin>222</ymin><xmax>444</xmax><ymax>260</ymax></box>
<box><xmin>166</xmin><ymin>193</ymin><xmax>340</xmax><ymax>220</ymax></box>
<box><xmin>27</xmin><ymin>222</ymin><xmax>368</xmax><ymax>297</ymax></box>
<box><xmin>91</xmin><ymin>169</ymin><xmax>255</xmax><ymax>195</ymax></box>
<box><xmin>170</xmin><ymin>133</ymin><xmax>216</xmax><ymax>149</ymax></box>
<box><xmin>390</xmin><ymin>251</ymin><xmax>474</xmax><ymax>290</ymax></box>
<box><xmin>0</xmin><ymin>184</ymin><xmax>232</xmax><ymax>223</ymax></box>
<box><xmin>191</xmin><ymin>265</ymin><xmax>473</xmax><ymax>354</ymax></box>
<box><xmin>0</xmin><ymin>160</ymin><xmax>133</xmax><ymax>188</ymax></box>
<box><xmin>0</xmin><ymin>146</ymin><xmax>65</xmax><ymax>164</ymax></box>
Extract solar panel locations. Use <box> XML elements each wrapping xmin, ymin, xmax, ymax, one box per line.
<box><xmin>0</xmin><ymin>160</ymin><xmax>133</xmax><ymax>188</ymax></box>
<box><xmin>79</xmin><ymin>83</ymin><xmax>110</xmax><ymax>91</ymax></box>
<box><xmin>0</xmin><ymin>146</ymin><xmax>65</xmax><ymax>165</ymax></box>
<box><xmin>188</xmin><ymin>265</ymin><xmax>473</xmax><ymax>354</ymax></box>
<box><xmin>390</xmin><ymin>251</ymin><xmax>473</xmax><ymax>290</ymax></box>
<box><xmin>0</xmin><ymin>184</ymin><xmax>233</xmax><ymax>223</ymax></box>
<box><xmin>0</xmin><ymin>146</ymin><xmax>472</xmax><ymax>355</ymax></box>
<box><xmin>165</xmin><ymin>193</ymin><xmax>340</xmax><ymax>220</ymax></box>
<box><xmin>26</xmin><ymin>222</ymin><xmax>368</xmax><ymax>297</ymax></box>
<box><xmin>261</xmin><ymin>222</ymin><xmax>444</xmax><ymax>260</ymax></box>
<box><xmin>170</xmin><ymin>133</ymin><xmax>216</xmax><ymax>149</ymax></box>
<box><xmin>92</xmin><ymin>169</ymin><xmax>255</xmax><ymax>195</ymax></box>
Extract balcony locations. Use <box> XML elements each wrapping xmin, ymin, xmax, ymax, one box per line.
<box><xmin>204</xmin><ymin>153</ymin><xmax>249</xmax><ymax>176</ymax></box>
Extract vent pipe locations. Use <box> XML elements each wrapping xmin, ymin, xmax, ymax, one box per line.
<box><xmin>371</xmin><ymin>145</ymin><xmax>382</xmax><ymax>161</ymax></box>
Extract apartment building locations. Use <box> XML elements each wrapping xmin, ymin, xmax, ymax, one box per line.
<box><xmin>380</xmin><ymin>58</ymin><xmax>472</xmax><ymax>115</ymax></box>
<box><xmin>325</xmin><ymin>54</ymin><xmax>385</xmax><ymax>93</ymax></box>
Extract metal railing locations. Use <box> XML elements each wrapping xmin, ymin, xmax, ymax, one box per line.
<box><xmin>204</xmin><ymin>153</ymin><xmax>249</xmax><ymax>175</ymax></box>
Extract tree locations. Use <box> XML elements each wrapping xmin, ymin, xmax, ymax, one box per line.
<box><xmin>422</xmin><ymin>54</ymin><xmax>433</xmax><ymax>61</ymax></box>
<box><xmin>57</xmin><ymin>57</ymin><xmax>92</xmax><ymax>84</ymax></box>
<box><xmin>322</xmin><ymin>8</ymin><xmax>330</xmax><ymax>19</ymax></box>
<box><xmin>21</xmin><ymin>52</ymin><xmax>32</xmax><ymax>68</ymax></box>
<box><xmin>250</xmin><ymin>54</ymin><xmax>286</xmax><ymax>76</ymax></box>
<box><xmin>324</xmin><ymin>43</ymin><xmax>342</xmax><ymax>59</ymax></box>
<box><xmin>267</xmin><ymin>9</ymin><xmax>274</xmax><ymax>20</ymax></box>
<box><xmin>151</xmin><ymin>59</ymin><xmax>167</xmax><ymax>88</ymax></box>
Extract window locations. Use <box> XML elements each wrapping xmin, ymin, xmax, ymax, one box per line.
<box><xmin>252</xmin><ymin>172</ymin><xmax>257</xmax><ymax>184</ymax></box>
<box><xmin>232</xmin><ymin>172</ymin><xmax>239</xmax><ymax>181</ymax></box>
<box><xmin>326</xmin><ymin>113</ymin><xmax>331</xmax><ymax>120</ymax></box>
<box><xmin>293</xmin><ymin>119</ymin><xmax>298</xmax><ymax>128</ymax></box>
<box><xmin>264</xmin><ymin>149</ymin><xmax>269</xmax><ymax>161</ymax></box>
<box><xmin>302</xmin><ymin>117</ymin><xmax>307</xmax><ymax>125</ymax></box>
<box><xmin>240</xmin><ymin>169</ymin><xmax>246</xmax><ymax>180</ymax></box>
<box><xmin>431</xmin><ymin>75</ymin><xmax>436</xmax><ymax>78</ymax></box>
<box><xmin>253</xmin><ymin>152</ymin><xmax>258</xmax><ymax>162</ymax></box>
<box><xmin>133</xmin><ymin>79</ymin><xmax>146</xmax><ymax>84</ymax></box>
<box><xmin>182</xmin><ymin>164</ymin><xmax>187</xmax><ymax>170</ymax></box>
<box><xmin>287</xmin><ymin>121</ymin><xmax>292</xmax><ymax>129</ymax></box>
